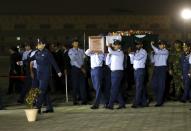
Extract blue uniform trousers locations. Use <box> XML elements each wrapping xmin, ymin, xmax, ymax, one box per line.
<box><xmin>108</xmin><ymin>70</ymin><xmax>125</xmax><ymax>108</ymax></box>
<box><xmin>71</xmin><ymin>66</ymin><xmax>87</xmax><ymax>103</ymax></box>
<box><xmin>151</xmin><ymin>66</ymin><xmax>167</xmax><ymax>105</ymax></box>
<box><xmin>181</xmin><ymin>75</ymin><xmax>191</xmax><ymax>101</ymax></box>
<box><xmin>31</xmin><ymin>68</ymin><xmax>39</xmax><ymax>88</ymax></box>
<box><xmin>134</xmin><ymin>68</ymin><xmax>147</xmax><ymax>106</ymax></box>
<box><xmin>36</xmin><ymin>80</ymin><xmax>53</xmax><ymax>110</ymax></box>
<box><xmin>91</xmin><ymin>67</ymin><xmax>103</xmax><ymax>106</ymax></box>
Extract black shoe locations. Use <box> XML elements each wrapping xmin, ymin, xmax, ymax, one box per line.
<box><xmin>17</xmin><ymin>100</ymin><xmax>24</xmax><ymax>104</ymax></box>
<box><xmin>73</xmin><ymin>102</ymin><xmax>79</xmax><ymax>105</ymax></box>
<box><xmin>155</xmin><ymin>104</ymin><xmax>163</xmax><ymax>107</ymax></box>
<box><xmin>180</xmin><ymin>99</ymin><xmax>186</xmax><ymax>103</ymax></box>
<box><xmin>81</xmin><ymin>102</ymin><xmax>87</xmax><ymax>105</ymax></box>
<box><xmin>38</xmin><ymin>109</ymin><xmax>41</xmax><ymax>114</ymax></box>
<box><xmin>42</xmin><ymin>109</ymin><xmax>54</xmax><ymax>113</ymax></box>
<box><xmin>90</xmin><ymin>105</ymin><xmax>99</xmax><ymax>109</ymax></box>
<box><xmin>0</xmin><ymin>106</ymin><xmax>5</xmax><ymax>110</ymax></box>
<box><xmin>131</xmin><ymin>105</ymin><xmax>138</xmax><ymax>108</ymax></box>
<box><xmin>116</xmin><ymin>105</ymin><xmax>126</xmax><ymax>109</ymax></box>
<box><xmin>189</xmin><ymin>108</ymin><xmax>191</xmax><ymax>110</ymax></box>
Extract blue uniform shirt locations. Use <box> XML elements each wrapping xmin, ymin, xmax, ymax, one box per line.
<box><xmin>108</xmin><ymin>47</ymin><xmax>124</xmax><ymax>71</ymax></box>
<box><xmin>34</xmin><ymin>49</ymin><xmax>60</xmax><ymax>80</ymax></box>
<box><xmin>181</xmin><ymin>53</ymin><xmax>190</xmax><ymax>76</ymax></box>
<box><xmin>68</xmin><ymin>48</ymin><xmax>85</xmax><ymax>68</ymax></box>
<box><xmin>130</xmin><ymin>48</ymin><xmax>147</xmax><ymax>70</ymax></box>
<box><xmin>151</xmin><ymin>44</ymin><xmax>169</xmax><ymax>66</ymax></box>
<box><xmin>22</xmin><ymin>50</ymin><xmax>32</xmax><ymax>61</ymax></box>
<box><xmin>85</xmin><ymin>49</ymin><xmax>104</xmax><ymax>69</ymax></box>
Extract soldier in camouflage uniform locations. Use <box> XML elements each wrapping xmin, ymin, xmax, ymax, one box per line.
<box><xmin>168</xmin><ymin>40</ymin><xmax>184</xmax><ymax>100</ymax></box>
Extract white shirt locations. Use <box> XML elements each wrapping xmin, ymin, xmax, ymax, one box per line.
<box><xmin>30</xmin><ymin>50</ymin><xmax>37</xmax><ymax>69</ymax></box>
<box><xmin>68</xmin><ymin>48</ymin><xmax>85</xmax><ymax>68</ymax></box>
<box><xmin>130</xmin><ymin>48</ymin><xmax>147</xmax><ymax>70</ymax></box>
<box><xmin>189</xmin><ymin>55</ymin><xmax>191</xmax><ymax>64</ymax></box>
<box><xmin>22</xmin><ymin>50</ymin><xmax>31</xmax><ymax>61</ymax></box>
<box><xmin>85</xmin><ymin>49</ymin><xmax>104</xmax><ymax>69</ymax></box>
<box><xmin>151</xmin><ymin>44</ymin><xmax>169</xmax><ymax>66</ymax></box>
<box><xmin>108</xmin><ymin>47</ymin><xmax>124</xmax><ymax>71</ymax></box>
<box><xmin>105</xmin><ymin>53</ymin><xmax>111</xmax><ymax>68</ymax></box>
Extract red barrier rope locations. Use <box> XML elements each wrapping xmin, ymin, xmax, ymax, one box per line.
<box><xmin>0</xmin><ymin>75</ymin><xmax>26</xmax><ymax>80</ymax></box>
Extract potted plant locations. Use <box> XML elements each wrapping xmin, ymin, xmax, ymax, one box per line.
<box><xmin>25</xmin><ymin>88</ymin><xmax>40</xmax><ymax>122</ymax></box>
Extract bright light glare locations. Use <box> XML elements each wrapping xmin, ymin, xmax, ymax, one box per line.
<box><xmin>181</xmin><ymin>9</ymin><xmax>191</xmax><ymax>20</ymax></box>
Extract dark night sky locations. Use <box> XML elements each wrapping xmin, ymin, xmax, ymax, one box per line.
<box><xmin>0</xmin><ymin>0</ymin><xmax>190</xmax><ymax>15</ymax></box>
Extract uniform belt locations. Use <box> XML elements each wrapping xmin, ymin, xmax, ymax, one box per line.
<box><xmin>91</xmin><ymin>66</ymin><xmax>102</xmax><ymax>70</ymax></box>
<box><xmin>134</xmin><ymin>68</ymin><xmax>145</xmax><ymax>71</ymax></box>
<box><xmin>111</xmin><ymin>70</ymin><xmax>123</xmax><ymax>72</ymax></box>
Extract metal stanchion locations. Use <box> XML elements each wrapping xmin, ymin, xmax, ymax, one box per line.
<box><xmin>65</xmin><ymin>73</ymin><xmax>69</xmax><ymax>103</ymax></box>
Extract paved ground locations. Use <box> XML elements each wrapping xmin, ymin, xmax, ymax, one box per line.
<box><xmin>0</xmin><ymin>102</ymin><xmax>191</xmax><ymax>131</ymax></box>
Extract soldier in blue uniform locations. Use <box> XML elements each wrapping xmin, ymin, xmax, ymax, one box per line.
<box><xmin>68</xmin><ymin>40</ymin><xmax>87</xmax><ymax>105</ymax></box>
<box><xmin>180</xmin><ymin>43</ymin><xmax>191</xmax><ymax>103</ymax></box>
<box><xmin>151</xmin><ymin>41</ymin><xmax>169</xmax><ymax>107</ymax></box>
<box><xmin>32</xmin><ymin>39</ymin><xmax>62</xmax><ymax>113</ymax></box>
<box><xmin>85</xmin><ymin>49</ymin><xmax>104</xmax><ymax>109</ymax></box>
<box><xmin>130</xmin><ymin>41</ymin><xmax>148</xmax><ymax>108</ymax></box>
<box><xmin>106</xmin><ymin>40</ymin><xmax>126</xmax><ymax>109</ymax></box>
